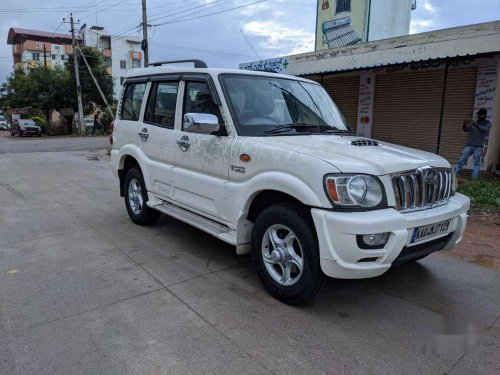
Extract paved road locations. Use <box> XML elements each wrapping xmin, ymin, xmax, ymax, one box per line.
<box><xmin>0</xmin><ymin>147</ymin><xmax>499</xmax><ymax>374</ymax></box>
<box><xmin>0</xmin><ymin>132</ymin><xmax>109</xmax><ymax>153</ymax></box>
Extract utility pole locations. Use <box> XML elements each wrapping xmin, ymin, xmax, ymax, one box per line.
<box><xmin>141</xmin><ymin>0</ymin><xmax>149</xmax><ymax>66</ymax></box>
<box><xmin>43</xmin><ymin>44</ymin><xmax>47</xmax><ymax>67</ymax></box>
<box><xmin>68</xmin><ymin>13</ymin><xmax>85</xmax><ymax>135</ymax></box>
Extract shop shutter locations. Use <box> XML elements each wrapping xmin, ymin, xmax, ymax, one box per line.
<box><xmin>372</xmin><ymin>70</ymin><xmax>445</xmax><ymax>153</ymax></box>
<box><xmin>322</xmin><ymin>75</ymin><xmax>360</xmax><ymax>133</ymax></box>
<box><xmin>439</xmin><ymin>67</ymin><xmax>478</xmax><ymax>163</ymax></box>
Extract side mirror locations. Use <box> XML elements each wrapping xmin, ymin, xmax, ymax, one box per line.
<box><xmin>183</xmin><ymin>113</ymin><xmax>220</xmax><ymax>134</ymax></box>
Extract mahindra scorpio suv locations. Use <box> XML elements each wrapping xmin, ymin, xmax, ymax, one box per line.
<box><xmin>111</xmin><ymin>60</ymin><xmax>469</xmax><ymax>304</ymax></box>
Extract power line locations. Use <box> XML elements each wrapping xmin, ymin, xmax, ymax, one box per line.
<box><xmin>148</xmin><ymin>0</ymin><xmax>236</xmax><ymax>23</ymax></box>
<box><xmin>151</xmin><ymin>0</ymin><xmax>267</xmax><ymax>27</ymax></box>
<box><xmin>240</xmin><ymin>29</ymin><xmax>261</xmax><ymax>60</ymax></box>
<box><xmin>150</xmin><ymin>41</ymin><xmax>255</xmax><ymax>59</ymax></box>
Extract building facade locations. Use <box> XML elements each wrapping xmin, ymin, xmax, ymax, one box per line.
<box><xmin>7</xmin><ymin>26</ymin><xmax>142</xmax><ymax>99</ymax></box>
<box><xmin>316</xmin><ymin>0</ymin><xmax>415</xmax><ymax>50</ymax></box>
<box><xmin>241</xmin><ymin>21</ymin><xmax>500</xmax><ymax>172</ymax></box>
<box><xmin>7</xmin><ymin>28</ymin><xmax>76</xmax><ymax>70</ymax></box>
<box><xmin>82</xmin><ymin>26</ymin><xmax>142</xmax><ymax>98</ymax></box>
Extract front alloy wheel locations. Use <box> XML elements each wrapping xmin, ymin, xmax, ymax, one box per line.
<box><xmin>252</xmin><ymin>203</ymin><xmax>323</xmax><ymax>305</ymax></box>
<box><xmin>262</xmin><ymin>224</ymin><xmax>304</xmax><ymax>286</ymax></box>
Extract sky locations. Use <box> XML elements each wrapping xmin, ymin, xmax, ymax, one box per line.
<box><xmin>0</xmin><ymin>0</ymin><xmax>499</xmax><ymax>83</ymax></box>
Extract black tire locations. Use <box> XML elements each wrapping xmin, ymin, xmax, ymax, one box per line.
<box><xmin>251</xmin><ymin>203</ymin><xmax>324</xmax><ymax>305</ymax></box>
<box><xmin>124</xmin><ymin>167</ymin><xmax>161</xmax><ymax>226</ymax></box>
<box><xmin>10</xmin><ymin>131</ymin><xmax>14</xmax><ymax>136</ymax></box>
<box><xmin>17</xmin><ymin>131</ymin><xmax>22</xmax><ymax>137</ymax></box>
<box><xmin>37</xmin><ymin>134</ymin><xmax>42</xmax><ymax>137</ymax></box>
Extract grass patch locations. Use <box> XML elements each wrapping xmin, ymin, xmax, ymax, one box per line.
<box><xmin>457</xmin><ymin>179</ymin><xmax>500</xmax><ymax>209</ymax></box>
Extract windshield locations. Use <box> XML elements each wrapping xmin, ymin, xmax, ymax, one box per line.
<box><xmin>221</xmin><ymin>74</ymin><xmax>352</xmax><ymax>136</ymax></box>
<box><xmin>20</xmin><ymin>120</ymin><xmax>35</xmax><ymax>126</ymax></box>
<box><xmin>0</xmin><ymin>116</ymin><xmax>6</xmax><ymax>121</ymax></box>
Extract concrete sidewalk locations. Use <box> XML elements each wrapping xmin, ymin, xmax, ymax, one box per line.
<box><xmin>0</xmin><ymin>150</ymin><xmax>499</xmax><ymax>374</ymax></box>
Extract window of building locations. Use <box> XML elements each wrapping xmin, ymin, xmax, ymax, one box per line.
<box><xmin>120</xmin><ymin>60</ymin><xmax>126</xmax><ymax>69</ymax></box>
<box><xmin>35</xmin><ymin>42</ymin><xmax>42</xmax><ymax>49</ymax></box>
<box><xmin>103</xmin><ymin>57</ymin><xmax>112</xmax><ymax>68</ymax></box>
<box><xmin>335</xmin><ymin>0</ymin><xmax>351</xmax><ymax>13</ymax></box>
<box><xmin>121</xmin><ymin>83</ymin><xmax>147</xmax><ymax>121</ymax></box>
<box><xmin>51</xmin><ymin>54</ymin><xmax>56</xmax><ymax>60</ymax></box>
<box><xmin>61</xmin><ymin>55</ymin><xmax>66</xmax><ymax>61</ymax></box>
<box><xmin>145</xmin><ymin>82</ymin><xmax>179</xmax><ymax>129</ymax></box>
<box><xmin>55</xmin><ymin>45</ymin><xmax>61</xmax><ymax>50</ymax></box>
<box><xmin>182</xmin><ymin>81</ymin><xmax>221</xmax><ymax>131</ymax></box>
<box><xmin>132</xmin><ymin>60</ymin><xmax>141</xmax><ymax>69</ymax></box>
<box><xmin>32</xmin><ymin>53</ymin><xmax>40</xmax><ymax>61</ymax></box>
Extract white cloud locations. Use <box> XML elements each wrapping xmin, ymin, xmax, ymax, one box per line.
<box><xmin>423</xmin><ymin>1</ymin><xmax>436</xmax><ymax>13</ymax></box>
<box><xmin>410</xmin><ymin>19</ymin><xmax>434</xmax><ymax>34</ymax></box>
<box><xmin>242</xmin><ymin>20</ymin><xmax>314</xmax><ymax>56</ymax></box>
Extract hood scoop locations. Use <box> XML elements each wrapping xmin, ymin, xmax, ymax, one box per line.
<box><xmin>349</xmin><ymin>139</ymin><xmax>380</xmax><ymax>147</ymax></box>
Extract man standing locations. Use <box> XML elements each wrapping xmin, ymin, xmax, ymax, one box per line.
<box><xmin>455</xmin><ymin>108</ymin><xmax>492</xmax><ymax>180</ymax></box>
<box><xmin>92</xmin><ymin>111</ymin><xmax>105</xmax><ymax>136</ymax></box>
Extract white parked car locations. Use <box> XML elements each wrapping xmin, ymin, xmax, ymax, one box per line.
<box><xmin>0</xmin><ymin>115</ymin><xmax>10</xmax><ymax>130</ymax></box>
<box><xmin>111</xmin><ymin>60</ymin><xmax>469</xmax><ymax>304</ymax></box>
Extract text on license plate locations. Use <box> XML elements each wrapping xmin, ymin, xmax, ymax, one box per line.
<box><xmin>411</xmin><ymin>219</ymin><xmax>451</xmax><ymax>244</ymax></box>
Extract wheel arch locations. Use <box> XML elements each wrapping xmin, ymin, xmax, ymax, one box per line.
<box><xmin>118</xmin><ymin>154</ymin><xmax>141</xmax><ymax>197</ymax></box>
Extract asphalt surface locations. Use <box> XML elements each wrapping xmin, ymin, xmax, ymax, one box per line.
<box><xmin>0</xmin><ymin>138</ymin><xmax>499</xmax><ymax>374</ymax></box>
<box><xmin>0</xmin><ymin>132</ymin><xmax>109</xmax><ymax>154</ymax></box>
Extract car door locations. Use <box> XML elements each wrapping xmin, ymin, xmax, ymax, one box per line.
<box><xmin>137</xmin><ymin>78</ymin><xmax>181</xmax><ymax>199</ymax></box>
<box><xmin>173</xmin><ymin>78</ymin><xmax>233</xmax><ymax>221</ymax></box>
<box><xmin>120</xmin><ymin>80</ymin><xmax>147</xmax><ymax>150</ymax></box>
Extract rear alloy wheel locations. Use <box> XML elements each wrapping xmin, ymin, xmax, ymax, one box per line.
<box><xmin>124</xmin><ymin>167</ymin><xmax>161</xmax><ymax>226</ymax></box>
<box><xmin>252</xmin><ymin>204</ymin><xmax>323</xmax><ymax>305</ymax></box>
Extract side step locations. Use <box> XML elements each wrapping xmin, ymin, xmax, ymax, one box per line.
<box><xmin>147</xmin><ymin>200</ymin><xmax>237</xmax><ymax>245</ymax></box>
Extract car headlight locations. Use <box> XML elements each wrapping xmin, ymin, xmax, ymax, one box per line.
<box><xmin>325</xmin><ymin>174</ymin><xmax>385</xmax><ymax>208</ymax></box>
<box><xmin>20</xmin><ymin>126</ymin><xmax>26</xmax><ymax>130</ymax></box>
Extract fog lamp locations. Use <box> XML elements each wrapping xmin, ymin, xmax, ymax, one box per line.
<box><xmin>357</xmin><ymin>233</ymin><xmax>390</xmax><ymax>249</ymax></box>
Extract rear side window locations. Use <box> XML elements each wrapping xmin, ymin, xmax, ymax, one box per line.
<box><xmin>121</xmin><ymin>83</ymin><xmax>146</xmax><ymax>121</ymax></box>
<box><xmin>145</xmin><ymin>81</ymin><xmax>179</xmax><ymax>128</ymax></box>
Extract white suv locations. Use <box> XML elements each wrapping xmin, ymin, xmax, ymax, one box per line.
<box><xmin>111</xmin><ymin>60</ymin><xmax>469</xmax><ymax>304</ymax></box>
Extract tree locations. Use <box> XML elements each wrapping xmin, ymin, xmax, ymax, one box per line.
<box><xmin>66</xmin><ymin>46</ymin><xmax>114</xmax><ymax>114</ymax></box>
<box><xmin>1</xmin><ymin>66</ymin><xmax>72</xmax><ymax>124</ymax></box>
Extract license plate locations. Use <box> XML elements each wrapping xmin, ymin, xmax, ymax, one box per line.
<box><xmin>410</xmin><ymin>219</ymin><xmax>451</xmax><ymax>244</ymax></box>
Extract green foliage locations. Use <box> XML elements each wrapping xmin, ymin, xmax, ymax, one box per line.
<box><xmin>29</xmin><ymin>116</ymin><xmax>46</xmax><ymax>126</ymax></box>
<box><xmin>100</xmin><ymin>104</ymin><xmax>117</xmax><ymax>132</ymax></box>
<box><xmin>1</xmin><ymin>46</ymin><xmax>114</xmax><ymax>125</ymax></box>
<box><xmin>66</xmin><ymin>47</ymin><xmax>114</xmax><ymax>114</ymax></box>
<box><xmin>457</xmin><ymin>179</ymin><xmax>500</xmax><ymax>209</ymax></box>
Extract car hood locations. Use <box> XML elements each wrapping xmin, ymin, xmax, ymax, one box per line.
<box><xmin>254</xmin><ymin>135</ymin><xmax>450</xmax><ymax>175</ymax></box>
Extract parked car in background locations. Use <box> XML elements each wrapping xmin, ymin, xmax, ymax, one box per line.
<box><xmin>0</xmin><ymin>115</ymin><xmax>10</xmax><ymax>130</ymax></box>
<box><xmin>11</xmin><ymin>119</ymin><xmax>41</xmax><ymax>137</ymax></box>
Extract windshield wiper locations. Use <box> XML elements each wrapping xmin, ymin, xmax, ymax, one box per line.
<box><xmin>265</xmin><ymin>123</ymin><xmax>318</xmax><ymax>135</ymax></box>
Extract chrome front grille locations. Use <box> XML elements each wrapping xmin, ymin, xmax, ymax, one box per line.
<box><xmin>392</xmin><ymin>167</ymin><xmax>453</xmax><ymax>212</ymax></box>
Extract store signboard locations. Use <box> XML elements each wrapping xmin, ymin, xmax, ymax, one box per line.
<box><xmin>239</xmin><ymin>57</ymin><xmax>290</xmax><ymax>74</ymax></box>
<box><xmin>467</xmin><ymin>64</ymin><xmax>497</xmax><ymax>170</ymax></box>
<box><xmin>356</xmin><ymin>73</ymin><xmax>375</xmax><ymax>138</ymax></box>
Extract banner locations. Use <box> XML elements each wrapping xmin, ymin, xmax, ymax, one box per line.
<box><xmin>466</xmin><ymin>64</ymin><xmax>497</xmax><ymax>170</ymax></box>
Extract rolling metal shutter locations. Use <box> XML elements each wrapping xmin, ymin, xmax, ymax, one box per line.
<box><xmin>372</xmin><ymin>70</ymin><xmax>445</xmax><ymax>153</ymax></box>
<box><xmin>322</xmin><ymin>75</ymin><xmax>360</xmax><ymax>133</ymax></box>
<box><xmin>439</xmin><ymin>67</ymin><xmax>478</xmax><ymax>163</ymax></box>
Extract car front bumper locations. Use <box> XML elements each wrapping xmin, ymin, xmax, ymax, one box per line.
<box><xmin>311</xmin><ymin>193</ymin><xmax>470</xmax><ymax>279</ymax></box>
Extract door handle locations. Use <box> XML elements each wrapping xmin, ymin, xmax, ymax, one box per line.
<box><xmin>138</xmin><ymin>128</ymin><xmax>149</xmax><ymax>142</ymax></box>
<box><xmin>177</xmin><ymin>135</ymin><xmax>191</xmax><ymax>151</ymax></box>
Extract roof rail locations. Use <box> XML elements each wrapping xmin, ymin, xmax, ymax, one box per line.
<box><xmin>147</xmin><ymin>59</ymin><xmax>208</xmax><ymax>68</ymax></box>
